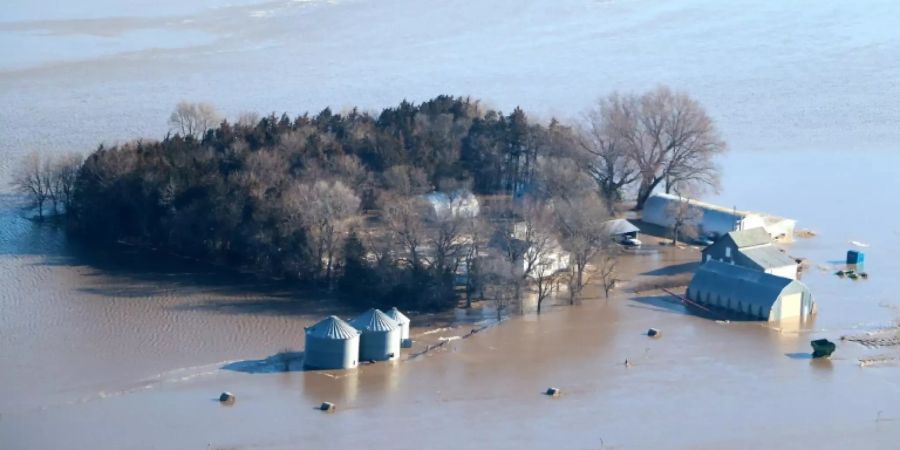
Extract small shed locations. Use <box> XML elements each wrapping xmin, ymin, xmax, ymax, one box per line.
<box><xmin>701</xmin><ymin>227</ymin><xmax>798</xmax><ymax>279</ymax></box>
<box><xmin>350</xmin><ymin>308</ymin><xmax>402</xmax><ymax>362</ymax></box>
<box><xmin>604</xmin><ymin>219</ymin><xmax>640</xmax><ymax>242</ymax></box>
<box><xmin>304</xmin><ymin>315</ymin><xmax>361</xmax><ymax>370</ymax></box>
<box><xmin>686</xmin><ymin>261</ymin><xmax>815</xmax><ymax>321</ymax></box>
<box><xmin>385</xmin><ymin>307</ymin><xmax>411</xmax><ymax>341</ymax></box>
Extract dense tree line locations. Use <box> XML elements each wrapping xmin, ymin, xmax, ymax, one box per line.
<box><xmin>13</xmin><ymin>88</ymin><xmax>725</xmax><ymax>313</ymax></box>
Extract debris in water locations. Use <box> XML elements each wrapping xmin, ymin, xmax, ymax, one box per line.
<box><xmin>545</xmin><ymin>387</ymin><xmax>561</xmax><ymax>397</ymax></box>
<box><xmin>219</xmin><ymin>392</ymin><xmax>235</xmax><ymax>403</ymax></box>
<box><xmin>624</xmin><ymin>359</ymin><xmax>631</xmax><ymax>368</ymax></box>
<box><xmin>811</xmin><ymin>339</ymin><xmax>836</xmax><ymax>358</ymax></box>
<box><xmin>646</xmin><ymin>328</ymin><xmax>661</xmax><ymax>338</ymax></box>
<box><xmin>320</xmin><ymin>401</ymin><xmax>336</xmax><ymax>412</ymax></box>
<box><xmin>849</xmin><ymin>240</ymin><xmax>869</xmax><ymax>248</ymax></box>
<box><xmin>795</xmin><ymin>229</ymin><xmax>817</xmax><ymax>238</ymax></box>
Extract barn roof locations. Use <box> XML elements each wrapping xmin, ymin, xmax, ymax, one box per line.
<box><xmin>306</xmin><ymin>315</ymin><xmax>360</xmax><ymax>340</ymax></box>
<box><xmin>350</xmin><ymin>308</ymin><xmax>399</xmax><ymax>332</ymax></box>
<box><xmin>727</xmin><ymin>227</ymin><xmax>772</xmax><ymax>248</ymax></box>
<box><xmin>688</xmin><ymin>261</ymin><xmax>801</xmax><ymax>310</ymax></box>
<box><xmin>741</xmin><ymin>246</ymin><xmax>798</xmax><ymax>269</ymax></box>
<box><xmin>604</xmin><ymin>219</ymin><xmax>640</xmax><ymax>236</ymax></box>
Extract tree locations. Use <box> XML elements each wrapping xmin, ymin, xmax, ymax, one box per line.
<box><xmin>579</xmin><ymin>94</ymin><xmax>641</xmax><ymax>210</ymax></box>
<box><xmin>11</xmin><ymin>152</ymin><xmax>52</xmax><ymax>219</ymax></box>
<box><xmin>51</xmin><ymin>152</ymin><xmax>83</xmax><ymax>213</ymax></box>
<box><xmin>594</xmin><ymin>252</ymin><xmax>618</xmax><ymax>300</ymax></box>
<box><xmin>461</xmin><ymin>215</ymin><xmax>489</xmax><ymax>308</ymax></box>
<box><xmin>168</xmin><ymin>101</ymin><xmax>221</xmax><ymax>139</ymax></box>
<box><xmin>612</xmin><ymin>86</ymin><xmax>726</xmax><ymax>209</ymax></box>
<box><xmin>555</xmin><ymin>193</ymin><xmax>612</xmax><ymax>304</ymax></box>
<box><xmin>285</xmin><ymin>179</ymin><xmax>361</xmax><ymax>286</ymax></box>
<box><xmin>667</xmin><ymin>195</ymin><xmax>702</xmax><ymax>244</ymax></box>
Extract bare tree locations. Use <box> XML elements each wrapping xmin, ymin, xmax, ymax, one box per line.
<box><xmin>462</xmin><ymin>215</ymin><xmax>490</xmax><ymax>308</ymax></box>
<box><xmin>285</xmin><ymin>179</ymin><xmax>361</xmax><ymax>286</ymax></box>
<box><xmin>594</xmin><ymin>252</ymin><xmax>618</xmax><ymax>300</ymax></box>
<box><xmin>11</xmin><ymin>152</ymin><xmax>52</xmax><ymax>219</ymax></box>
<box><xmin>533</xmin><ymin>156</ymin><xmax>595</xmax><ymax>202</ymax></box>
<box><xmin>609</xmin><ymin>86</ymin><xmax>726</xmax><ymax>209</ymax></box>
<box><xmin>555</xmin><ymin>193</ymin><xmax>612</xmax><ymax>304</ymax></box>
<box><xmin>667</xmin><ymin>195</ymin><xmax>702</xmax><ymax>244</ymax></box>
<box><xmin>168</xmin><ymin>101</ymin><xmax>221</xmax><ymax>139</ymax></box>
<box><xmin>51</xmin><ymin>152</ymin><xmax>83</xmax><ymax>213</ymax></box>
<box><xmin>482</xmin><ymin>257</ymin><xmax>518</xmax><ymax>322</ymax></box>
<box><xmin>579</xmin><ymin>94</ymin><xmax>641</xmax><ymax>210</ymax></box>
<box><xmin>383</xmin><ymin>194</ymin><xmax>429</xmax><ymax>269</ymax></box>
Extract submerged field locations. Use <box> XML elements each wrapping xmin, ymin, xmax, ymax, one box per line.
<box><xmin>2</xmin><ymin>0</ymin><xmax>900</xmax><ymax>448</ymax></box>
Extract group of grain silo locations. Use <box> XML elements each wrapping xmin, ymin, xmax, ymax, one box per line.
<box><xmin>303</xmin><ymin>307</ymin><xmax>411</xmax><ymax>370</ymax></box>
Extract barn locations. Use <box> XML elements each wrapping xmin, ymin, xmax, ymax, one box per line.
<box><xmin>701</xmin><ymin>228</ymin><xmax>799</xmax><ymax>279</ymax></box>
<box><xmin>686</xmin><ymin>261</ymin><xmax>815</xmax><ymax>321</ymax></box>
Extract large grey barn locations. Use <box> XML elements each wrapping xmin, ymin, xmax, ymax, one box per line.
<box><xmin>701</xmin><ymin>228</ymin><xmax>798</xmax><ymax>279</ymax></box>
<box><xmin>686</xmin><ymin>261</ymin><xmax>815</xmax><ymax>321</ymax></box>
<box><xmin>304</xmin><ymin>315</ymin><xmax>361</xmax><ymax>370</ymax></box>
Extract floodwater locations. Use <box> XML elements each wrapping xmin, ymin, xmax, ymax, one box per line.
<box><xmin>2</xmin><ymin>0</ymin><xmax>900</xmax><ymax>448</ymax></box>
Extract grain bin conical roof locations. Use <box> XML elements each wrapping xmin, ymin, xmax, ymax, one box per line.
<box><xmin>350</xmin><ymin>308</ymin><xmax>399</xmax><ymax>332</ymax></box>
<box><xmin>306</xmin><ymin>315</ymin><xmax>360</xmax><ymax>340</ymax></box>
<box><xmin>385</xmin><ymin>307</ymin><xmax>410</xmax><ymax>325</ymax></box>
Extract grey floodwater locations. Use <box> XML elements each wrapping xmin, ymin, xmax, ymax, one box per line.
<box><xmin>2</xmin><ymin>1</ymin><xmax>900</xmax><ymax>449</ymax></box>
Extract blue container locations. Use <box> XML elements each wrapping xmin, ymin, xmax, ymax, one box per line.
<box><xmin>847</xmin><ymin>250</ymin><xmax>865</xmax><ymax>265</ymax></box>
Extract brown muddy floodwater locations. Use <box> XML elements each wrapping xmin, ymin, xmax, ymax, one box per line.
<box><xmin>2</xmin><ymin>149</ymin><xmax>900</xmax><ymax>449</ymax></box>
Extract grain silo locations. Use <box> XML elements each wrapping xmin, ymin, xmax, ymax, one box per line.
<box><xmin>304</xmin><ymin>315</ymin><xmax>361</xmax><ymax>370</ymax></box>
<box><xmin>385</xmin><ymin>307</ymin><xmax>411</xmax><ymax>340</ymax></box>
<box><xmin>350</xmin><ymin>308</ymin><xmax>401</xmax><ymax>362</ymax></box>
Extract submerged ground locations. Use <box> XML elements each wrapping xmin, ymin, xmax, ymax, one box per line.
<box><xmin>2</xmin><ymin>0</ymin><xmax>900</xmax><ymax>448</ymax></box>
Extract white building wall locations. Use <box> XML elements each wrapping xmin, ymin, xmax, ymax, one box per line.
<box><xmin>766</xmin><ymin>265</ymin><xmax>798</xmax><ymax>280</ymax></box>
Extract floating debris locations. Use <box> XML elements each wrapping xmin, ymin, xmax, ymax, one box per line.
<box><xmin>219</xmin><ymin>392</ymin><xmax>235</xmax><ymax>403</ymax></box>
<box><xmin>647</xmin><ymin>328</ymin><xmax>661</xmax><ymax>338</ymax></box>
<box><xmin>320</xmin><ymin>401</ymin><xmax>336</xmax><ymax>412</ymax></box>
<box><xmin>795</xmin><ymin>229</ymin><xmax>817</xmax><ymax>238</ymax></box>
<box><xmin>545</xmin><ymin>387</ymin><xmax>561</xmax><ymax>397</ymax></box>
<box><xmin>811</xmin><ymin>339</ymin><xmax>836</xmax><ymax>358</ymax></box>
<box><xmin>849</xmin><ymin>241</ymin><xmax>869</xmax><ymax>248</ymax></box>
<box><xmin>859</xmin><ymin>356</ymin><xmax>900</xmax><ymax>368</ymax></box>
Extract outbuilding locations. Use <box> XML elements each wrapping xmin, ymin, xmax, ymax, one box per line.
<box><xmin>686</xmin><ymin>261</ymin><xmax>815</xmax><ymax>321</ymax></box>
<box><xmin>603</xmin><ymin>219</ymin><xmax>641</xmax><ymax>245</ymax></box>
<box><xmin>350</xmin><ymin>308</ymin><xmax>402</xmax><ymax>362</ymax></box>
<box><xmin>702</xmin><ymin>227</ymin><xmax>799</xmax><ymax>279</ymax></box>
<box><xmin>642</xmin><ymin>193</ymin><xmax>796</xmax><ymax>241</ymax></box>
<box><xmin>304</xmin><ymin>315</ymin><xmax>361</xmax><ymax>370</ymax></box>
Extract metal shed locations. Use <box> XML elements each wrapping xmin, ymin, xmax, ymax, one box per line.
<box><xmin>304</xmin><ymin>315</ymin><xmax>361</xmax><ymax>370</ymax></box>
<box><xmin>686</xmin><ymin>261</ymin><xmax>815</xmax><ymax>321</ymax></box>
<box><xmin>642</xmin><ymin>193</ymin><xmax>796</xmax><ymax>240</ymax></box>
<box><xmin>350</xmin><ymin>308</ymin><xmax>402</xmax><ymax>362</ymax></box>
<box><xmin>385</xmin><ymin>307</ymin><xmax>411</xmax><ymax>341</ymax></box>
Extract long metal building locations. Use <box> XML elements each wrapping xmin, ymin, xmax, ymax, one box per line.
<box><xmin>350</xmin><ymin>308</ymin><xmax>402</xmax><ymax>362</ymax></box>
<box><xmin>642</xmin><ymin>193</ymin><xmax>796</xmax><ymax>241</ymax></box>
<box><xmin>686</xmin><ymin>261</ymin><xmax>815</xmax><ymax>321</ymax></box>
<box><xmin>304</xmin><ymin>315</ymin><xmax>361</xmax><ymax>370</ymax></box>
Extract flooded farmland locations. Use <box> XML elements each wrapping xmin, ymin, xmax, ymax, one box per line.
<box><xmin>3</xmin><ymin>0</ymin><xmax>900</xmax><ymax>448</ymax></box>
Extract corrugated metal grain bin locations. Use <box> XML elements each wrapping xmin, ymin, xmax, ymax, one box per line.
<box><xmin>351</xmin><ymin>309</ymin><xmax>401</xmax><ymax>362</ymax></box>
<box><xmin>304</xmin><ymin>316</ymin><xmax>360</xmax><ymax>370</ymax></box>
<box><xmin>385</xmin><ymin>307</ymin><xmax>411</xmax><ymax>340</ymax></box>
